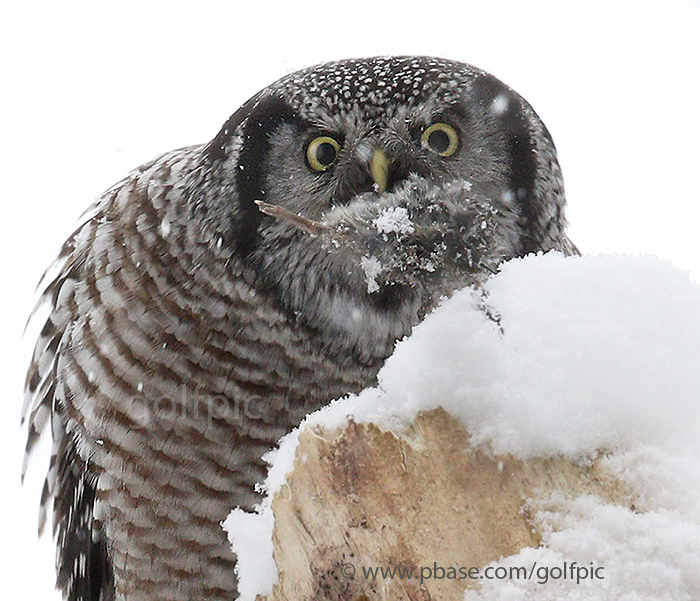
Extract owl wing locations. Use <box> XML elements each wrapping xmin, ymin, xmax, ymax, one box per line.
<box><xmin>23</xmin><ymin>206</ymin><xmax>112</xmax><ymax>601</ymax></box>
<box><xmin>22</xmin><ymin>147</ymin><xmax>202</xmax><ymax>601</ymax></box>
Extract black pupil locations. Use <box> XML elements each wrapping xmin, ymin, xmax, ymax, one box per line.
<box><xmin>316</xmin><ymin>142</ymin><xmax>337</xmax><ymax>166</ymax></box>
<box><xmin>428</xmin><ymin>129</ymin><xmax>450</xmax><ymax>154</ymax></box>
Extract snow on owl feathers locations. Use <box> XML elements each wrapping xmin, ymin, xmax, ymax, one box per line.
<box><xmin>22</xmin><ymin>56</ymin><xmax>576</xmax><ymax>601</ymax></box>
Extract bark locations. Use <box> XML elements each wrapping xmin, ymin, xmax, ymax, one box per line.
<box><xmin>263</xmin><ymin>408</ymin><xmax>625</xmax><ymax>601</ymax></box>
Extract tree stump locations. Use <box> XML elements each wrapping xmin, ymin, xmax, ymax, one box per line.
<box><xmin>263</xmin><ymin>408</ymin><xmax>624</xmax><ymax>600</ymax></box>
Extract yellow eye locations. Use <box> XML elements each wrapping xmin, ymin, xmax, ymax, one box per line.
<box><xmin>420</xmin><ymin>122</ymin><xmax>460</xmax><ymax>157</ymax></box>
<box><xmin>306</xmin><ymin>136</ymin><xmax>341</xmax><ymax>171</ymax></box>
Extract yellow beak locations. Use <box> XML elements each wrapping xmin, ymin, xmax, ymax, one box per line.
<box><xmin>369</xmin><ymin>148</ymin><xmax>390</xmax><ymax>195</ymax></box>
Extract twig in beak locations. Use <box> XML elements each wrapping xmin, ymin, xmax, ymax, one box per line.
<box><xmin>255</xmin><ymin>200</ymin><xmax>328</xmax><ymax>236</ymax></box>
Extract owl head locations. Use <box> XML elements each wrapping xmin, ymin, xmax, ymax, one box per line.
<box><xmin>187</xmin><ymin>57</ymin><xmax>574</xmax><ymax>361</ymax></box>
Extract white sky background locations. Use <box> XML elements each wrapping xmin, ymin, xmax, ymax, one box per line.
<box><xmin>0</xmin><ymin>0</ymin><xmax>698</xmax><ymax>597</ymax></box>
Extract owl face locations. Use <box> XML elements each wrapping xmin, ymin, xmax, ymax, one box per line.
<box><xmin>259</xmin><ymin>95</ymin><xmax>510</xmax><ymax>221</ymax></box>
<box><xmin>192</xmin><ymin>57</ymin><xmax>571</xmax><ymax>361</ymax></box>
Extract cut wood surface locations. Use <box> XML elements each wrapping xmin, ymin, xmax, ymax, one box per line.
<box><xmin>263</xmin><ymin>408</ymin><xmax>626</xmax><ymax>601</ymax></box>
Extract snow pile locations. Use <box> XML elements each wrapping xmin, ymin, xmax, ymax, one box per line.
<box><xmin>360</xmin><ymin>255</ymin><xmax>383</xmax><ymax>294</ymax></box>
<box><xmin>225</xmin><ymin>253</ymin><xmax>700</xmax><ymax>600</ymax></box>
<box><xmin>463</xmin><ymin>494</ymin><xmax>700</xmax><ymax>601</ymax></box>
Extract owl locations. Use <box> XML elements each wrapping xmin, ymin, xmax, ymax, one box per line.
<box><xmin>22</xmin><ymin>56</ymin><xmax>575</xmax><ymax>601</ymax></box>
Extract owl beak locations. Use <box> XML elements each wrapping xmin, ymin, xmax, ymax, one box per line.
<box><xmin>369</xmin><ymin>148</ymin><xmax>391</xmax><ymax>195</ymax></box>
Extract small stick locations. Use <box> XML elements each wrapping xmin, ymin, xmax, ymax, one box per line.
<box><xmin>255</xmin><ymin>200</ymin><xmax>328</xmax><ymax>236</ymax></box>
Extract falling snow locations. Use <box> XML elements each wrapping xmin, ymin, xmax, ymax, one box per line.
<box><xmin>491</xmin><ymin>93</ymin><xmax>510</xmax><ymax>115</ymax></box>
<box><xmin>159</xmin><ymin>218</ymin><xmax>171</xmax><ymax>238</ymax></box>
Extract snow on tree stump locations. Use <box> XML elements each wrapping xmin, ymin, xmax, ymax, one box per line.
<box><xmin>263</xmin><ymin>408</ymin><xmax>625</xmax><ymax>601</ymax></box>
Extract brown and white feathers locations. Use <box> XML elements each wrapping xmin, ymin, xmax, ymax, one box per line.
<box><xmin>23</xmin><ymin>56</ymin><xmax>576</xmax><ymax>601</ymax></box>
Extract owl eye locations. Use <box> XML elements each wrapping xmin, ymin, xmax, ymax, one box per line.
<box><xmin>306</xmin><ymin>136</ymin><xmax>341</xmax><ymax>171</ymax></box>
<box><xmin>421</xmin><ymin>123</ymin><xmax>460</xmax><ymax>157</ymax></box>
